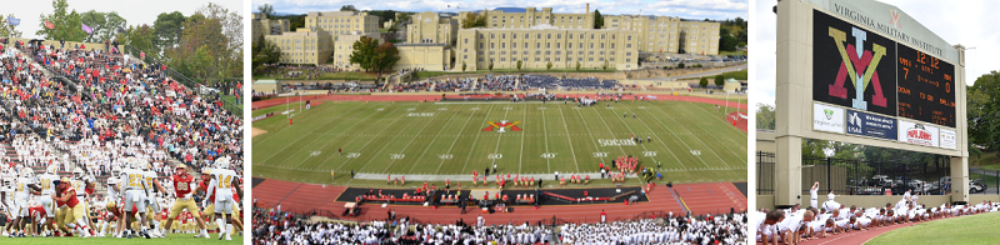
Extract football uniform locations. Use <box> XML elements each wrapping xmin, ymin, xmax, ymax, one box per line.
<box><xmin>121</xmin><ymin>169</ymin><xmax>149</xmax><ymax>214</ymax></box>
<box><xmin>15</xmin><ymin>177</ymin><xmax>35</xmax><ymax>217</ymax></box>
<box><xmin>37</xmin><ymin>173</ymin><xmax>60</xmax><ymax>219</ymax></box>
<box><xmin>169</xmin><ymin>174</ymin><xmax>199</xmax><ymax>219</ymax></box>
<box><xmin>206</xmin><ymin>168</ymin><xmax>239</xmax><ymax>215</ymax></box>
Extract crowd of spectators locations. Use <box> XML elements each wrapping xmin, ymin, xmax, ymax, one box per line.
<box><xmin>1</xmin><ymin>40</ymin><xmax>242</xmax><ymax>185</ymax></box>
<box><xmin>253</xmin><ymin>204</ymin><xmax>747</xmax><ymax>245</ymax></box>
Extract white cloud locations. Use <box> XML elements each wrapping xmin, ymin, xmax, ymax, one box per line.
<box><xmin>1</xmin><ymin>0</ymin><xmax>242</xmax><ymax>39</ymax></box>
<box><xmin>753</xmin><ymin>0</ymin><xmax>1000</xmax><ymax>107</ymax></box>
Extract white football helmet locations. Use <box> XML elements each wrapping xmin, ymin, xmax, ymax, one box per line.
<box><xmin>20</xmin><ymin>168</ymin><xmax>34</xmax><ymax>179</ymax></box>
<box><xmin>111</xmin><ymin>166</ymin><xmax>122</xmax><ymax>177</ymax></box>
<box><xmin>214</xmin><ymin>157</ymin><xmax>230</xmax><ymax>170</ymax></box>
<box><xmin>46</xmin><ymin>164</ymin><xmax>58</xmax><ymax>175</ymax></box>
<box><xmin>73</xmin><ymin>168</ymin><xmax>84</xmax><ymax>179</ymax></box>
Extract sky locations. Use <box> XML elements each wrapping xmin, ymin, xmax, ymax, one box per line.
<box><xmin>753</xmin><ymin>0</ymin><xmax>1000</xmax><ymax>106</ymax></box>
<box><xmin>1</xmin><ymin>0</ymin><xmax>243</xmax><ymax>39</ymax></box>
<box><xmin>250</xmin><ymin>0</ymin><xmax>748</xmax><ymax>21</ymax></box>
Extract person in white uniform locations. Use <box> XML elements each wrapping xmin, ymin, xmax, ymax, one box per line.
<box><xmin>204</xmin><ymin>157</ymin><xmax>243</xmax><ymax>241</ymax></box>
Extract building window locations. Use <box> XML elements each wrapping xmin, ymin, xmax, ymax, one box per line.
<box><xmin>546</xmin><ymin>43</ymin><xmax>550</xmax><ymax>49</ymax></box>
<box><xmin>590</xmin><ymin>43</ymin><xmax>594</xmax><ymax>49</ymax></box>
<box><xmin>601</xmin><ymin>34</ymin><xmax>605</xmax><ymax>39</ymax></box>
<box><xmin>557</xmin><ymin>34</ymin><xmax>561</xmax><ymax>39</ymax></box>
<box><xmin>547</xmin><ymin>34</ymin><xmax>551</xmax><ymax>39</ymax></box>
<box><xmin>491</xmin><ymin>34</ymin><xmax>495</xmax><ymax>39</ymax></box>
<box><xmin>464</xmin><ymin>38</ymin><xmax>468</xmax><ymax>44</ymax></box>
<box><xmin>611</xmin><ymin>43</ymin><xmax>615</xmax><ymax>49</ymax></box>
<box><xmin>464</xmin><ymin>55</ymin><xmax>468</xmax><ymax>59</ymax></box>
<box><xmin>590</xmin><ymin>34</ymin><xmax>594</xmax><ymax>39</ymax></box>
<box><xmin>501</xmin><ymin>51</ymin><xmax>506</xmax><ymax>55</ymax></box>
<box><xmin>600</xmin><ymin>51</ymin><xmax>605</xmax><ymax>55</ymax></box>
<box><xmin>626</xmin><ymin>52</ymin><xmax>631</xmax><ymax>56</ymax></box>
<box><xmin>501</xmin><ymin>58</ymin><xmax>506</xmax><ymax>61</ymax></box>
<box><xmin>600</xmin><ymin>43</ymin><xmax>604</xmax><ymax>49</ymax></box>
<box><xmin>536</xmin><ymin>43</ymin><xmax>540</xmax><ymax>48</ymax></box>
<box><xmin>524</xmin><ymin>42</ymin><xmax>528</xmax><ymax>48</ymax></box>
<box><xmin>480</xmin><ymin>43</ymin><xmax>484</xmax><ymax>49</ymax></box>
<box><xmin>612</xmin><ymin>34</ymin><xmax>616</xmax><ymax>40</ymax></box>
<box><xmin>479</xmin><ymin>58</ymin><xmax>484</xmax><ymax>61</ymax></box>
<box><xmin>556</xmin><ymin>43</ymin><xmax>561</xmax><ymax>48</ymax></box>
<box><xmin>537</xmin><ymin>34</ymin><xmax>541</xmax><ymax>39</ymax></box>
<box><xmin>501</xmin><ymin>43</ymin><xmax>505</xmax><ymax>48</ymax></box>
<box><xmin>627</xmin><ymin>35</ymin><xmax>632</xmax><ymax>41</ymax></box>
<box><xmin>502</xmin><ymin>34</ymin><xmax>505</xmax><ymax>39</ymax></box>
<box><xmin>556</xmin><ymin>58</ymin><xmax>561</xmax><ymax>61</ymax></box>
<box><xmin>490</xmin><ymin>51</ymin><xmax>495</xmax><ymax>55</ymax></box>
<box><xmin>513</xmin><ymin>43</ymin><xmax>517</xmax><ymax>48</ymax></box>
<box><xmin>535</xmin><ymin>58</ymin><xmax>540</xmax><ymax>61</ymax></box>
<box><xmin>568</xmin><ymin>43</ymin><xmax>572</xmax><ymax>49</ymax></box>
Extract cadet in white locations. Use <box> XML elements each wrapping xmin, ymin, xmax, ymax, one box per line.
<box><xmin>37</xmin><ymin>165</ymin><xmax>61</xmax><ymax>234</ymax></box>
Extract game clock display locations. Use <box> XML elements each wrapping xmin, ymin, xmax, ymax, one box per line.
<box><xmin>896</xmin><ymin>44</ymin><xmax>956</xmax><ymax>127</ymax></box>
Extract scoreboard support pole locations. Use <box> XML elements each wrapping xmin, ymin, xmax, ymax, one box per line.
<box><xmin>951</xmin><ymin>45</ymin><xmax>970</xmax><ymax>204</ymax></box>
<box><xmin>773</xmin><ymin>0</ymin><xmax>811</xmax><ymax>208</ymax></box>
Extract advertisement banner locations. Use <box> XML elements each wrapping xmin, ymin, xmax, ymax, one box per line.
<box><xmin>846</xmin><ymin>110</ymin><xmax>897</xmax><ymax>140</ymax></box>
<box><xmin>940</xmin><ymin>129</ymin><xmax>957</xmax><ymax>150</ymax></box>
<box><xmin>897</xmin><ymin>120</ymin><xmax>939</xmax><ymax>147</ymax></box>
<box><xmin>814</xmin><ymin>103</ymin><xmax>845</xmax><ymax>134</ymax></box>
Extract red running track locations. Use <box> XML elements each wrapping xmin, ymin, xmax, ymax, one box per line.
<box><xmin>755</xmin><ymin>216</ymin><xmax>966</xmax><ymax>245</ymax></box>
<box><xmin>253</xmin><ymin>178</ymin><xmax>746</xmax><ymax>225</ymax></box>
<box><xmin>726</xmin><ymin>111</ymin><xmax>749</xmax><ymax>133</ymax></box>
<box><xmin>252</xmin><ymin>94</ymin><xmax>747</xmax><ymax>111</ymax></box>
<box><xmin>675</xmin><ymin>182</ymin><xmax>748</xmax><ymax>215</ymax></box>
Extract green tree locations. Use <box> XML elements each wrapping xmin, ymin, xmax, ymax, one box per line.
<box><xmin>462</xmin><ymin>13</ymin><xmax>487</xmax><ymax>29</ymax></box>
<box><xmin>969</xmin><ymin>71</ymin><xmax>1000</xmax><ymax>151</ymax></box>
<box><xmin>602</xmin><ymin>60</ymin><xmax>609</xmax><ymax>71</ymax></box>
<box><xmin>371</xmin><ymin>42</ymin><xmax>400</xmax><ymax>78</ymax></box>
<box><xmin>153</xmin><ymin>11</ymin><xmax>186</xmax><ymax>50</ymax></box>
<box><xmin>546</xmin><ymin>62</ymin><xmax>552</xmax><ymax>71</ymax></box>
<box><xmin>190</xmin><ymin>45</ymin><xmax>214</xmax><ymax>81</ymax></box>
<box><xmin>714</xmin><ymin>74</ymin><xmax>725</xmax><ymax>87</ymax></box>
<box><xmin>117</xmin><ymin>24</ymin><xmax>156</xmax><ymax>57</ymax></box>
<box><xmin>699</xmin><ymin>77</ymin><xmax>708</xmax><ymax>88</ymax></box>
<box><xmin>488</xmin><ymin>60</ymin><xmax>494</xmax><ymax>72</ymax></box>
<box><xmin>163</xmin><ymin>3</ymin><xmax>243</xmax><ymax>83</ymax></box>
<box><xmin>0</xmin><ymin>14</ymin><xmax>23</xmax><ymax>38</ymax></box>
<box><xmin>756</xmin><ymin>103</ymin><xmax>775</xmax><ymax>130</ymax></box>
<box><xmin>575</xmin><ymin>61</ymin><xmax>581</xmax><ymax>71</ymax></box>
<box><xmin>678</xmin><ymin>62</ymin><xmax>685</xmax><ymax>69</ymax></box>
<box><xmin>36</xmin><ymin>0</ymin><xmax>87</xmax><ymax>41</ymax></box>
<box><xmin>348</xmin><ymin>36</ymin><xmax>379</xmax><ymax>71</ymax></box>
<box><xmin>593</xmin><ymin>10</ymin><xmax>603</xmax><ymax>29</ymax></box>
<box><xmin>462</xmin><ymin>61</ymin><xmax>466</xmax><ymax>72</ymax></box>
<box><xmin>341</xmin><ymin>5</ymin><xmax>359</xmax><ymax>12</ymax></box>
<box><xmin>258</xmin><ymin>3</ymin><xmax>275</xmax><ymax>17</ymax></box>
<box><xmin>80</xmin><ymin>11</ymin><xmax>127</xmax><ymax>43</ymax></box>
<box><xmin>251</xmin><ymin>34</ymin><xmax>280</xmax><ymax>70</ymax></box>
<box><xmin>719</xmin><ymin>34</ymin><xmax>737</xmax><ymax>51</ymax></box>
<box><xmin>516</xmin><ymin>60</ymin><xmax>522</xmax><ymax>71</ymax></box>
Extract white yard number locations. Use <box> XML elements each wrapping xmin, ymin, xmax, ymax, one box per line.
<box><xmin>310</xmin><ymin>151</ymin><xmax>321</xmax><ymax>157</ymax></box>
<box><xmin>541</xmin><ymin>153</ymin><xmax>557</xmax><ymax>159</ymax></box>
<box><xmin>407</xmin><ymin>108</ymin><xmax>416</xmax><ymax>111</ymax></box>
<box><xmin>438</xmin><ymin>107</ymin><xmax>447</xmax><ymax>111</ymax></box>
<box><xmin>438</xmin><ymin>154</ymin><xmax>453</xmax><ymax>160</ymax></box>
<box><xmin>638</xmin><ymin>106</ymin><xmax>646</xmax><ymax>109</ymax></box>
<box><xmin>572</xmin><ymin>107</ymin><xmax>581</xmax><ymax>109</ymax></box>
<box><xmin>377</xmin><ymin>108</ymin><xmax>385</xmax><ymax>111</ymax></box>
<box><xmin>593</xmin><ymin>152</ymin><xmax>608</xmax><ymax>158</ymax></box>
<box><xmin>537</xmin><ymin>107</ymin><xmax>547</xmax><ymax>110</ymax></box>
<box><xmin>607</xmin><ymin>106</ymin><xmax>615</xmax><ymax>109</ymax></box>
<box><xmin>347</xmin><ymin>153</ymin><xmax>361</xmax><ymax>158</ymax></box>
<box><xmin>643</xmin><ymin>151</ymin><xmax>657</xmax><ymax>157</ymax></box>
<box><xmin>390</xmin><ymin>154</ymin><xmax>405</xmax><ymax>160</ymax></box>
<box><xmin>488</xmin><ymin>154</ymin><xmax>503</xmax><ymax>160</ymax></box>
<box><xmin>470</xmin><ymin>107</ymin><xmax>480</xmax><ymax>111</ymax></box>
<box><xmin>690</xmin><ymin>150</ymin><xmax>702</xmax><ymax>156</ymax></box>
<box><xmin>504</xmin><ymin>107</ymin><xmax>513</xmax><ymax>110</ymax></box>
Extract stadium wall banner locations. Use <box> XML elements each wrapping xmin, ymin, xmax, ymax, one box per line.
<box><xmin>897</xmin><ymin>120</ymin><xmax>939</xmax><ymax>147</ymax></box>
<box><xmin>940</xmin><ymin>129</ymin><xmax>957</xmax><ymax>150</ymax></box>
<box><xmin>252</xmin><ymin>112</ymin><xmax>276</xmax><ymax>122</ymax></box>
<box><xmin>846</xmin><ymin>109</ymin><xmax>896</xmax><ymax>140</ymax></box>
<box><xmin>813</xmin><ymin>103</ymin><xmax>845</xmax><ymax>134</ymax></box>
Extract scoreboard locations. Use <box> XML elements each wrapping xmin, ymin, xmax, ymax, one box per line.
<box><xmin>813</xmin><ymin>10</ymin><xmax>956</xmax><ymax>128</ymax></box>
<box><xmin>896</xmin><ymin>45</ymin><xmax>957</xmax><ymax>127</ymax></box>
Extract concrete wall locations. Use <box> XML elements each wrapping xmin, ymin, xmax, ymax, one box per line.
<box><xmin>394</xmin><ymin>45</ymin><xmax>450</xmax><ymax>71</ymax></box>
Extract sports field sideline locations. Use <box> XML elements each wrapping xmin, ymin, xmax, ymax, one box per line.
<box><xmin>252</xmin><ymin>99</ymin><xmax>746</xmax><ymax>186</ymax></box>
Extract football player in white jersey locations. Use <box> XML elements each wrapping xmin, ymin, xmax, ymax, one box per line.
<box><xmin>36</xmin><ymin>165</ymin><xmax>61</xmax><ymax>236</ymax></box>
<box><xmin>119</xmin><ymin>159</ymin><xmax>151</xmax><ymax>239</ymax></box>
<box><xmin>12</xmin><ymin>167</ymin><xmax>41</xmax><ymax>238</ymax></box>
<box><xmin>1</xmin><ymin>170</ymin><xmax>15</xmax><ymax>236</ymax></box>
<box><xmin>140</xmin><ymin>162</ymin><xmax>167</xmax><ymax>238</ymax></box>
<box><xmin>70</xmin><ymin>168</ymin><xmax>99</xmax><ymax>237</ymax></box>
<box><xmin>107</xmin><ymin>166</ymin><xmax>122</xmax><ymax>204</ymax></box>
<box><xmin>203</xmin><ymin>157</ymin><xmax>242</xmax><ymax>241</ymax></box>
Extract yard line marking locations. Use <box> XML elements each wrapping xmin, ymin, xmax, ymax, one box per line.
<box><xmin>574</xmin><ymin>104</ymin><xmax>607</xmax><ymax>166</ymax></box>
<box><xmin>433</xmin><ymin>104</ymin><xmax>480</xmax><ymax>174</ymax></box>
<box><xmin>542</xmin><ymin>103</ymin><xmax>551</xmax><ymax>172</ymax></box>
<box><xmin>519</xmin><ymin>102</ymin><xmax>527</xmax><ymax>173</ymax></box>
<box><xmin>690</xmin><ymin>103</ymin><xmax>746</xmax><ymax>135</ymax></box>
<box><xmin>490</xmin><ymin>101</ymin><xmax>512</xmax><ymax>173</ymax></box>
<box><xmin>258</xmin><ymin>104</ymin><xmax>366</xmax><ymax>164</ymax></box>
<box><xmin>586</xmin><ymin>106</ymin><xmax>627</xmax><ymax>157</ymax></box>
<box><xmin>651</xmin><ymin>105</ymin><xmax>735</xmax><ymax>168</ymax></box>
<box><xmin>336</xmin><ymin>105</ymin><xmax>410</xmax><ymax>179</ymax></box>
<box><xmin>640</xmin><ymin>106</ymin><xmax>712</xmax><ymax>168</ymax></box>
<box><xmin>252</xmin><ymin>100</ymin><xmax>347</xmax><ymax>148</ymax></box>
<box><xmin>382</xmin><ymin>106</ymin><xmax>448</xmax><ymax>173</ymax></box>
<box><xmin>606</xmin><ymin>108</ymin><xmax>661</xmax><ymax>171</ymax></box>
<box><xmin>618</xmin><ymin>108</ymin><xmax>687</xmax><ymax>169</ymax></box>
<box><xmin>685</xmin><ymin>105</ymin><xmax>747</xmax><ymax>161</ymax></box>
<box><xmin>283</xmin><ymin>105</ymin><xmax>381</xmax><ymax>169</ymax></box>
<box><xmin>459</xmin><ymin>104</ymin><xmax>497</xmax><ymax>174</ymax></box>
<box><xmin>409</xmin><ymin>104</ymin><xmax>467</xmax><ymax>173</ymax></box>
<box><xmin>556</xmin><ymin>105</ymin><xmax>580</xmax><ymax>173</ymax></box>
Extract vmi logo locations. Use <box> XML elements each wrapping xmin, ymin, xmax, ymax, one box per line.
<box><xmin>889</xmin><ymin>9</ymin><xmax>902</xmax><ymax>28</ymax></box>
<box><xmin>828</xmin><ymin>26</ymin><xmax>888</xmax><ymax>111</ymax></box>
<box><xmin>483</xmin><ymin>120</ymin><xmax>522</xmax><ymax>131</ymax></box>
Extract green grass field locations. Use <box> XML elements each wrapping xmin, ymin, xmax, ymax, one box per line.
<box><xmin>252</xmin><ymin>100</ymin><xmax>746</xmax><ymax>186</ymax></box>
<box><xmin>4</xmin><ymin>233</ymin><xmax>242</xmax><ymax>244</ymax></box>
<box><xmin>866</xmin><ymin>212</ymin><xmax>1000</xmax><ymax>245</ymax></box>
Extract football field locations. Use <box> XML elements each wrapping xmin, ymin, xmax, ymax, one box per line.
<box><xmin>252</xmin><ymin>100</ymin><xmax>746</xmax><ymax>186</ymax></box>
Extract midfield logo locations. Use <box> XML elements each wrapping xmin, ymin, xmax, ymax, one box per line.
<box><xmin>828</xmin><ymin>26</ymin><xmax>888</xmax><ymax>111</ymax></box>
<box><xmin>483</xmin><ymin>120</ymin><xmax>522</xmax><ymax>132</ymax></box>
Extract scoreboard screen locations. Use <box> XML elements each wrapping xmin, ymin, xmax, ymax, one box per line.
<box><xmin>896</xmin><ymin>44</ymin><xmax>956</xmax><ymax>127</ymax></box>
<box><xmin>813</xmin><ymin>9</ymin><xmax>956</xmax><ymax>128</ymax></box>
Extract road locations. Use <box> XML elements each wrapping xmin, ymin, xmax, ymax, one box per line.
<box><xmin>634</xmin><ymin>64</ymin><xmax>748</xmax><ymax>81</ymax></box>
